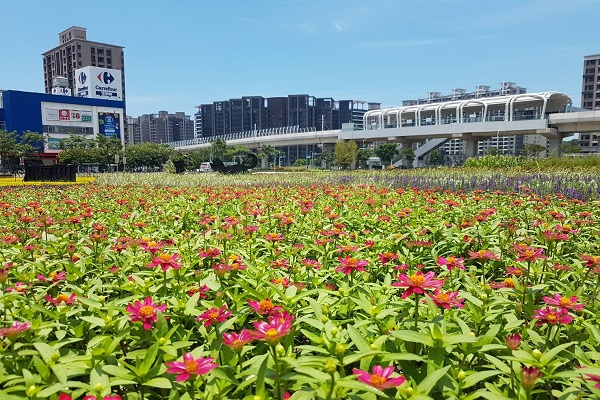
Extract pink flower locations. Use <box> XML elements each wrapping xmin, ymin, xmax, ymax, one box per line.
<box><xmin>516</xmin><ymin>247</ymin><xmax>547</xmax><ymax>262</ymax></box>
<box><xmin>248</xmin><ymin>299</ymin><xmax>282</xmax><ymax>315</ymax></box>
<box><xmin>199</xmin><ymin>247</ymin><xmax>222</xmax><ymax>258</ymax></box>
<box><xmin>335</xmin><ymin>256</ymin><xmax>368</xmax><ymax>274</ymax></box>
<box><xmin>126</xmin><ymin>297</ymin><xmax>167</xmax><ymax>330</ymax></box>
<box><xmin>437</xmin><ymin>255</ymin><xmax>465</xmax><ymax>271</ymax></box>
<box><xmin>0</xmin><ymin>321</ymin><xmax>31</xmax><ymax>340</ymax></box>
<box><xmin>392</xmin><ymin>271</ymin><xmax>444</xmax><ymax>299</ymax></box>
<box><xmin>146</xmin><ymin>253</ymin><xmax>181</xmax><ymax>271</ymax></box>
<box><xmin>504</xmin><ymin>333</ymin><xmax>522</xmax><ymax>350</ymax></box>
<box><xmin>271</xmin><ymin>259</ymin><xmax>290</xmax><ymax>269</ymax></box>
<box><xmin>352</xmin><ymin>365</ymin><xmax>406</xmax><ymax>390</ymax></box>
<box><xmin>140</xmin><ymin>240</ymin><xmax>166</xmax><ymax>253</ymax></box>
<box><xmin>46</xmin><ymin>293</ymin><xmax>77</xmax><ymax>306</ymax></box>
<box><xmin>580</xmin><ymin>254</ymin><xmax>600</xmax><ymax>268</ymax></box>
<box><xmin>301</xmin><ymin>259</ymin><xmax>322</xmax><ymax>270</ymax></box>
<box><xmin>468</xmin><ymin>249</ymin><xmax>501</xmax><ymax>261</ymax></box>
<box><xmin>165</xmin><ymin>353</ymin><xmax>217</xmax><ymax>382</ymax></box>
<box><xmin>584</xmin><ymin>374</ymin><xmax>600</xmax><ymax>389</ymax></box>
<box><xmin>542</xmin><ymin>294</ymin><xmax>584</xmax><ymax>311</ymax></box>
<box><xmin>250</xmin><ymin>313</ymin><xmax>295</xmax><ymax>345</ymax></box>
<box><xmin>378</xmin><ymin>252</ymin><xmax>398</xmax><ymax>265</ymax></box>
<box><xmin>521</xmin><ymin>366</ymin><xmax>542</xmax><ymax>391</ymax></box>
<box><xmin>37</xmin><ymin>270</ymin><xmax>67</xmax><ymax>283</ymax></box>
<box><xmin>196</xmin><ymin>305</ymin><xmax>232</xmax><ymax>328</ymax></box>
<box><xmin>264</xmin><ymin>233</ymin><xmax>285</xmax><ymax>241</ymax></box>
<box><xmin>532</xmin><ymin>306</ymin><xmax>573</xmax><ymax>326</ymax></box>
<box><xmin>425</xmin><ymin>290</ymin><xmax>465</xmax><ymax>309</ymax></box>
<box><xmin>222</xmin><ymin>329</ymin><xmax>253</xmax><ymax>351</ymax></box>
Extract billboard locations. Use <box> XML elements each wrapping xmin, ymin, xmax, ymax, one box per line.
<box><xmin>98</xmin><ymin>112</ymin><xmax>121</xmax><ymax>138</ymax></box>
<box><xmin>44</xmin><ymin>107</ymin><xmax>92</xmax><ymax>123</ymax></box>
<box><xmin>75</xmin><ymin>66</ymin><xmax>123</xmax><ymax>101</ymax></box>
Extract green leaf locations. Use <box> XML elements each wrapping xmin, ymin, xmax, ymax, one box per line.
<box><xmin>33</xmin><ymin>343</ymin><xmax>56</xmax><ymax>365</ymax></box>
<box><xmin>139</xmin><ymin>341</ymin><xmax>160</xmax><ymax>377</ymax></box>
<box><xmin>336</xmin><ymin>379</ymin><xmax>389</xmax><ymax>398</ymax></box>
<box><xmin>540</xmin><ymin>342</ymin><xmax>575</xmax><ymax>366</ymax></box>
<box><xmin>343</xmin><ymin>351</ymin><xmax>386</xmax><ymax>366</ymax></box>
<box><xmin>443</xmin><ymin>334</ymin><xmax>479</xmax><ymax>346</ymax></box>
<box><xmin>103</xmin><ymin>365</ymin><xmax>136</xmax><ymax>380</ymax></box>
<box><xmin>391</xmin><ymin>330</ymin><xmax>434</xmax><ymax>346</ymax></box>
<box><xmin>143</xmin><ymin>377</ymin><xmax>172</xmax><ymax>389</ymax></box>
<box><xmin>347</xmin><ymin>325</ymin><xmax>372</xmax><ymax>352</ymax></box>
<box><xmin>461</xmin><ymin>370</ymin><xmax>502</xmax><ymax>389</ymax></box>
<box><xmin>416</xmin><ymin>365</ymin><xmax>450</xmax><ymax>395</ymax></box>
<box><xmin>80</xmin><ymin>316</ymin><xmax>106</xmax><ymax>328</ymax></box>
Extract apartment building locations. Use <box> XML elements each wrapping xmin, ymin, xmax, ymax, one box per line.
<box><xmin>127</xmin><ymin>111</ymin><xmax>194</xmax><ymax>144</ymax></box>
<box><xmin>581</xmin><ymin>54</ymin><xmax>600</xmax><ymax>152</ymax></box>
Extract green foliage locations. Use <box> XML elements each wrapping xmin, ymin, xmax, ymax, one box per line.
<box><xmin>356</xmin><ymin>148</ymin><xmax>374</xmax><ymax>169</ymax></box>
<box><xmin>375</xmin><ymin>143</ymin><xmax>399</xmax><ymax>165</ymax></box>
<box><xmin>334</xmin><ymin>140</ymin><xmax>358</xmax><ymax>169</ymax></box>
<box><xmin>292</xmin><ymin>158</ymin><xmax>307</xmax><ymax>167</ymax></box>
<box><xmin>521</xmin><ymin>143</ymin><xmax>546</xmax><ymax>158</ymax></box>
<box><xmin>163</xmin><ymin>159</ymin><xmax>176</xmax><ymax>174</ymax></box>
<box><xmin>429</xmin><ymin>149</ymin><xmax>444</xmax><ymax>165</ymax></box>
<box><xmin>124</xmin><ymin>142</ymin><xmax>173</xmax><ymax>170</ymax></box>
<box><xmin>561</xmin><ymin>139</ymin><xmax>581</xmax><ymax>154</ymax></box>
<box><xmin>464</xmin><ymin>155</ymin><xmax>526</xmax><ymax>169</ymax></box>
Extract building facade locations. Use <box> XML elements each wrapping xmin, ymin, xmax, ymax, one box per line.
<box><xmin>581</xmin><ymin>54</ymin><xmax>600</xmax><ymax>153</ymax></box>
<box><xmin>0</xmin><ymin>90</ymin><xmax>125</xmax><ymax>160</ymax></box>
<box><xmin>126</xmin><ymin>111</ymin><xmax>194</xmax><ymax>144</ymax></box>
<box><xmin>42</xmin><ymin>27</ymin><xmax>126</xmax><ymax>107</ymax></box>
<box><xmin>195</xmin><ymin>94</ymin><xmax>379</xmax><ymax>138</ymax></box>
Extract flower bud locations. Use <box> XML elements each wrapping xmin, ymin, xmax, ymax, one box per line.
<box><xmin>370</xmin><ymin>343</ymin><xmax>378</xmax><ymax>350</ymax></box>
<box><xmin>52</xmin><ymin>352</ymin><xmax>60</xmax><ymax>362</ymax></box>
<box><xmin>330</xmin><ymin>327</ymin><xmax>338</xmax><ymax>336</ymax></box>
<box><xmin>95</xmin><ymin>383</ymin><xmax>103</xmax><ymax>392</ymax></box>
<box><xmin>335</xmin><ymin>343</ymin><xmax>346</xmax><ymax>355</ymax></box>
<box><xmin>27</xmin><ymin>385</ymin><xmax>37</xmax><ymax>397</ymax></box>
<box><xmin>521</xmin><ymin>366</ymin><xmax>542</xmax><ymax>392</ymax></box>
<box><xmin>504</xmin><ymin>333</ymin><xmax>521</xmax><ymax>350</ymax></box>
<box><xmin>532</xmin><ymin>349</ymin><xmax>542</xmax><ymax>359</ymax></box>
<box><xmin>321</xmin><ymin>315</ymin><xmax>329</xmax><ymax>323</ymax></box>
<box><xmin>324</xmin><ymin>358</ymin><xmax>337</xmax><ymax>374</ymax></box>
<box><xmin>159</xmin><ymin>337</ymin><xmax>167</xmax><ymax>345</ymax></box>
<box><xmin>457</xmin><ymin>370</ymin><xmax>466</xmax><ymax>380</ymax></box>
<box><xmin>322</xmin><ymin>303</ymin><xmax>330</xmax><ymax>314</ymax></box>
<box><xmin>276</xmin><ymin>344</ymin><xmax>285</xmax><ymax>356</ymax></box>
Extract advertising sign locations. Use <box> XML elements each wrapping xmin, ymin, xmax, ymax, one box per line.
<box><xmin>51</xmin><ymin>87</ymin><xmax>72</xmax><ymax>96</ymax></box>
<box><xmin>75</xmin><ymin>66</ymin><xmax>122</xmax><ymax>101</ymax></box>
<box><xmin>46</xmin><ymin>108</ymin><xmax>59</xmax><ymax>121</ymax></box>
<box><xmin>47</xmin><ymin>138</ymin><xmax>62</xmax><ymax>150</ymax></box>
<box><xmin>59</xmin><ymin>109</ymin><xmax>71</xmax><ymax>120</ymax></box>
<box><xmin>98</xmin><ymin>112</ymin><xmax>121</xmax><ymax>138</ymax></box>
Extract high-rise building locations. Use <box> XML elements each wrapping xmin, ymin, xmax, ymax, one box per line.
<box><xmin>42</xmin><ymin>27</ymin><xmax>125</xmax><ymax>106</ymax></box>
<box><xmin>195</xmin><ymin>94</ymin><xmax>379</xmax><ymax>138</ymax></box>
<box><xmin>581</xmin><ymin>54</ymin><xmax>600</xmax><ymax>153</ymax></box>
<box><xmin>127</xmin><ymin>111</ymin><xmax>194</xmax><ymax>144</ymax></box>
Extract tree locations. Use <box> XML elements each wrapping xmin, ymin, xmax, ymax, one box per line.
<box><xmin>561</xmin><ymin>140</ymin><xmax>581</xmax><ymax>154</ymax></box>
<box><xmin>124</xmin><ymin>143</ymin><xmax>173</xmax><ymax>170</ymax></box>
<box><xmin>356</xmin><ymin>148</ymin><xmax>374</xmax><ymax>169</ymax></box>
<box><xmin>522</xmin><ymin>144</ymin><xmax>546</xmax><ymax>158</ymax></box>
<box><xmin>313</xmin><ymin>151</ymin><xmax>334</xmax><ymax>169</ymax></box>
<box><xmin>258</xmin><ymin>145</ymin><xmax>280</xmax><ymax>167</ymax></box>
<box><xmin>429</xmin><ymin>149</ymin><xmax>444</xmax><ymax>166</ymax></box>
<box><xmin>334</xmin><ymin>140</ymin><xmax>358</xmax><ymax>169</ymax></box>
<box><xmin>292</xmin><ymin>158</ymin><xmax>306</xmax><ymax>167</ymax></box>
<box><xmin>375</xmin><ymin>143</ymin><xmax>399</xmax><ymax>167</ymax></box>
<box><xmin>486</xmin><ymin>147</ymin><xmax>499</xmax><ymax>156</ymax></box>
<box><xmin>210</xmin><ymin>139</ymin><xmax>227</xmax><ymax>161</ymax></box>
<box><xmin>0</xmin><ymin>130</ymin><xmax>19</xmax><ymax>173</ymax></box>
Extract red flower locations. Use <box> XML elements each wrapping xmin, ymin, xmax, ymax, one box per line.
<box><xmin>250</xmin><ymin>313</ymin><xmax>295</xmax><ymax>345</ymax></box>
<box><xmin>37</xmin><ymin>270</ymin><xmax>67</xmax><ymax>283</ymax></box>
<box><xmin>378</xmin><ymin>252</ymin><xmax>398</xmax><ymax>265</ymax></box>
<box><xmin>301</xmin><ymin>259</ymin><xmax>322</xmax><ymax>270</ymax></box>
<box><xmin>425</xmin><ymin>290</ymin><xmax>465</xmax><ymax>309</ymax></box>
<box><xmin>532</xmin><ymin>306</ymin><xmax>573</xmax><ymax>326</ymax></box>
<box><xmin>165</xmin><ymin>353</ymin><xmax>217</xmax><ymax>382</ymax></box>
<box><xmin>199</xmin><ymin>247</ymin><xmax>222</xmax><ymax>258</ymax></box>
<box><xmin>437</xmin><ymin>255</ymin><xmax>465</xmax><ymax>271</ymax></box>
<box><xmin>46</xmin><ymin>293</ymin><xmax>76</xmax><ymax>306</ymax></box>
<box><xmin>516</xmin><ymin>247</ymin><xmax>547</xmax><ymax>262</ymax></box>
<box><xmin>392</xmin><ymin>271</ymin><xmax>444</xmax><ymax>299</ymax></box>
<box><xmin>139</xmin><ymin>240</ymin><xmax>166</xmax><ymax>254</ymax></box>
<box><xmin>196</xmin><ymin>305</ymin><xmax>231</xmax><ymax>328</ymax></box>
<box><xmin>264</xmin><ymin>233</ymin><xmax>285</xmax><ymax>241</ymax></box>
<box><xmin>248</xmin><ymin>299</ymin><xmax>282</xmax><ymax>315</ymax></box>
<box><xmin>222</xmin><ymin>329</ymin><xmax>253</xmax><ymax>351</ymax></box>
<box><xmin>146</xmin><ymin>253</ymin><xmax>181</xmax><ymax>271</ymax></box>
<box><xmin>542</xmin><ymin>294</ymin><xmax>584</xmax><ymax>311</ymax></box>
<box><xmin>335</xmin><ymin>256</ymin><xmax>368</xmax><ymax>274</ymax></box>
<box><xmin>126</xmin><ymin>297</ymin><xmax>167</xmax><ymax>330</ymax></box>
<box><xmin>352</xmin><ymin>365</ymin><xmax>406</xmax><ymax>390</ymax></box>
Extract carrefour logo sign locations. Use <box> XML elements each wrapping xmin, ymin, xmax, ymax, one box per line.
<box><xmin>97</xmin><ymin>71</ymin><xmax>115</xmax><ymax>84</ymax></box>
<box><xmin>78</xmin><ymin>72</ymin><xmax>87</xmax><ymax>85</ymax></box>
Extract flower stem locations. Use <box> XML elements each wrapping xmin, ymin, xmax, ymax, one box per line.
<box><xmin>271</xmin><ymin>345</ymin><xmax>283</xmax><ymax>400</ymax></box>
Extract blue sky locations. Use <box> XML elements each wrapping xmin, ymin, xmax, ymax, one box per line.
<box><xmin>1</xmin><ymin>0</ymin><xmax>598</xmax><ymax>117</ymax></box>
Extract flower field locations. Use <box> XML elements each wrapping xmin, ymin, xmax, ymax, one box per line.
<box><xmin>1</xmin><ymin>173</ymin><xmax>600</xmax><ymax>399</ymax></box>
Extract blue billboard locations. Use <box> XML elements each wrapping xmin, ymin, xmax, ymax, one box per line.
<box><xmin>98</xmin><ymin>112</ymin><xmax>121</xmax><ymax>138</ymax></box>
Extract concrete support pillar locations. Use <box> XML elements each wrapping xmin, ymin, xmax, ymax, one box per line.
<box><xmin>464</xmin><ymin>138</ymin><xmax>479</xmax><ymax>158</ymax></box>
<box><xmin>547</xmin><ymin>136</ymin><xmax>562</xmax><ymax>157</ymax></box>
<box><xmin>261</xmin><ymin>157</ymin><xmax>268</xmax><ymax>169</ymax></box>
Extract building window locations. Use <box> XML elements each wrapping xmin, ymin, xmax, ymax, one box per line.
<box><xmin>106</xmin><ymin>49</ymin><xmax>112</xmax><ymax>57</ymax></box>
<box><xmin>91</xmin><ymin>55</ymin><xmax>95</xmax><ymax>62</ymax></box>
<box><xmin>91</xmin><ymin>47</ymin><xmax>95</xmax><ymax>54</ymax></box>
